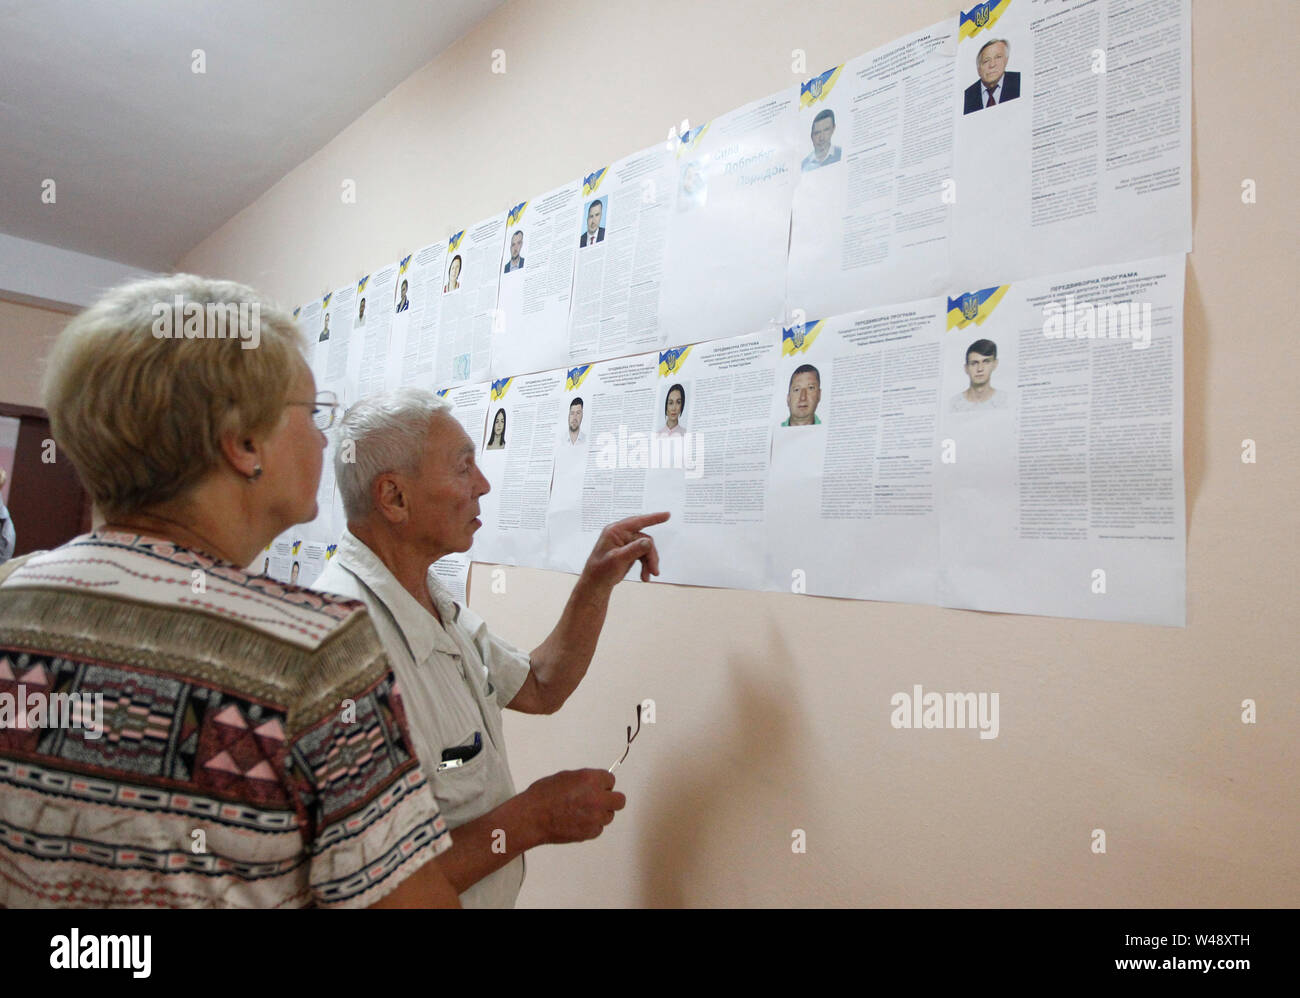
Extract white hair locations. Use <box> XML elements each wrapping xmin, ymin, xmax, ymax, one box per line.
<box><xmin>976</xmin><ymin>38</ymin><xmax>1010</xmax><ymax>68</ymax></box>
<box><xmin>335</xmin><ymin>388</ymin><xmax>452</xmax><ymax>520</ymax></box>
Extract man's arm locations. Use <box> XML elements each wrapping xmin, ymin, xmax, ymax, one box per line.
<box><xmin>508</xmin><ymin>512</ymin><xmax>669</xmax><ymax>715</ymax></box>
<box><xmin>431</xmin><ymin>769</ymin><xmax>625</xmax><ymax>895</ymax></box>
<box><xmin>368</xmin><ymin>857</ymin><xmax>462</xmax><ymax>908</ymax></box>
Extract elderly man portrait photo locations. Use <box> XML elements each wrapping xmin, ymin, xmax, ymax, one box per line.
<box><xmin>315</xmin><ymin>388</ymin><xmax>668</xmax><ymax>907</ymax></box>
<box><xmin>963</xmin><ymin>38</ymin><xmax>1020</xmax><ymax>114</ymax></box>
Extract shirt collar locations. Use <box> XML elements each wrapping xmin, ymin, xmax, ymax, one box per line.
<box><xmin>335</xmin><ymin>528</ymin><xmax>462</xmax><ymax>663</ymax></box>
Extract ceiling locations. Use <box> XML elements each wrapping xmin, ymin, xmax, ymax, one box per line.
<box><xmin>0</xmin><ymin>0</ymin><xmax>503</xmax><ymax>270</ymax></box>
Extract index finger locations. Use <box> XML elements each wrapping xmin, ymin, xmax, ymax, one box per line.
<box><xmin>617</xmin><ymin>511</ymin><xmax>671</xmax><ymax>532</ymax></box>
<box><xmin>639</xmin><ymin>537</ymin><xmax>660</xmax><ymax>581</ymax></box>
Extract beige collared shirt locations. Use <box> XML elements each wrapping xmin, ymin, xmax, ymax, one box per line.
<box><xmin>315</xmin><ymin>529</ymin><xmax>532</xmax><ymax>908</ymax></box>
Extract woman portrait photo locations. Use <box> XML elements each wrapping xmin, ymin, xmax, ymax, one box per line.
<box><xmin>658</xmin><ymin>383</ymin><xmax>687</xmax><ymax>437</ymax></box>
<box><xmin>444</xmin><ymin>254</ymin><xmax>463</xmax><ymax>294</ymax></box>
<box><xmin>486</xmin><ymin>407</ymin><xmax>507</xmax><ymax>449</ymax></box>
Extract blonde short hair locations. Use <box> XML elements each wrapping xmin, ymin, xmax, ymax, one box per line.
<box><xmin>42</xmin><ymin>274</ymin><xmax>305</xmax><ymax>519</ymax></box>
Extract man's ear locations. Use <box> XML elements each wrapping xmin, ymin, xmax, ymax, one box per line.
<box><xmin>219</xmin><ymin>427</ymin><xmax>261</xmax><ymax>480</ymax></box>
<box><xmin>373</xmin><ymin>473</ymin><xmax>409</xmax><ymax>524</ymax></box>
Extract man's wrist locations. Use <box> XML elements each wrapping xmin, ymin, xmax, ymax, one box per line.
<box><xmin>573</xmin><ymin>569</ymin><xmax>615</xmax><ymax>607</ymax></box>
<box><xmin>511</xmin><ymin>784</ymin><xmax>550</xmax><ymax>852</ymax></box>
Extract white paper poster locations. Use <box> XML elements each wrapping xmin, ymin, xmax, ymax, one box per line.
<box><xmin>949</xmin><ymin>0</ymin><xmax>1192</xmax><ymax>287</ymax></box>
<box><xmin>644</xmin><ymin>333</ymin><xmax>781</xmax><ymax>592</ymax></box>
<box><xmin>568</xmin><ymin>145</ymin><xmax>676</xmax><ymax>364</ymax></box>
<box><xmin>765</xmin><ymin>303</ymin><xmax>944</xmax><ymax>605</ymax></box>
<box><xmin>786</xmin><ymin>22</ymin><xmax>956</xmax><ymax>320</ymax></box>
<box><xmin>544</xmin><ymin>355</ymin><xmax>660</xmax><ymax>576</ymax></box>
<box><xmin>658</xmin><ymin>90</ymin><xmax>800</xmax><ymax>346</ymax></box>
<box><xmin>474</xmin><ymin>369</ymin><xmax>567</xmax><ymax>567</ymax></box>
<box><xmin>937</xmin><ymin>254</ymin><xmax>1186</xmax><ymax>625</ymax></box>
<box><xmin>348</xmin><ymin>264</ymin><xmax>397</xmax><ymax>402</ymax></box>
<box><xmin>492</xmin><ymin>182</ymin><xmax>583</xmax><ymax>378</ymax></box>
<box><xmin>386</xmin><ymin>241</ymin><xmax>449</xmax><ymax>392</ymax></box>
<box><xmin>437</xmin><ymin>216</ymin><xmax>505</xmax><ymax>387</ymax></box>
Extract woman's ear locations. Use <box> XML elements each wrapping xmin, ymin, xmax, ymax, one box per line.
<box><xmin>219</xmin><ymin>427</ymin><xmax>261</xmax><ymax>480</ymax></box>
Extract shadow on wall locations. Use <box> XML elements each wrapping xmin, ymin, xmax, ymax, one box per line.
<box><xmin>636</xmin><ymin>624</ymin><xmax>806</xmax><ymax>906</ymax></box>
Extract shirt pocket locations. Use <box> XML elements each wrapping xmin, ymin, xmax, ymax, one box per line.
<box><xmin>431</xmin><ymin>727</ymin><xmax>492</xmax><ymax>816</ymax></box>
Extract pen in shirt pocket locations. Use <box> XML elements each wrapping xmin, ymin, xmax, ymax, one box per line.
<box><xmin>437</xmin><ymin>731</ymin><xmax>482</xmax><ymax>770</ymax></box>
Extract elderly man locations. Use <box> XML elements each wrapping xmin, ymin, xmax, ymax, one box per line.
<box><xmin>963</xmin><ymin>38</ymin><xmax>1020</xmax><ymax>114</ymax></box>
<box><xmin>315</xmin><ymin>389</ymin><xmax>667</xmax><ymax>907</ymax></box>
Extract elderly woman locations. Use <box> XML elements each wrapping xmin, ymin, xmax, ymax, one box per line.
<box><xmin>0</xmin><ymin>274</ymin><xmax>457</xmax><ymax>909</ymax></box>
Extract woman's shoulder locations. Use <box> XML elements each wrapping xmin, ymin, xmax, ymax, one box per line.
<box><xmin>1</xmin><ymin>530</ymin><xmax>371</xmax><ymax>651</ymax></box>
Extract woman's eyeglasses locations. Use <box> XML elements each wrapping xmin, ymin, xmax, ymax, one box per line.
<box><xmin>287</xmin><ymin>390</ymin><xmax>341</xmax><ymax>430</ymax></box>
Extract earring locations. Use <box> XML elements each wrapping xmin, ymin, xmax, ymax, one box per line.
<box><xmin>247</xmin><ymin>465</ymin><xmax>263</xmax><ymax>482</ymax></box>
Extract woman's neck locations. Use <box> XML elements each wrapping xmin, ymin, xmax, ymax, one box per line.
<box><xmin>102</xmin><ymin>507</ymin><xmax>243</xmax><ymax>566</ymax></box>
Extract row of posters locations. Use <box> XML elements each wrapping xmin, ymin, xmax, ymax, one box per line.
<box><xmin>298</xmin><ymin>0</ymin><xmax>1190</xmax><ymax>393</ymax></box>
<box><xmin>278</xmin><ymin>254</ymin><xmax>1186</xmax><ymax>626</ymax></box>
<box><xmin>266</xmin><ymin>0</ymin><xmax>1191</xmax><ymax>626</ymax></box>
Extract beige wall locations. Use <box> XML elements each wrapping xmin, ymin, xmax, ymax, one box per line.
<box><xmin>175</xmin><ymin>0</ymin><xmax>1300</xmax><ymax>905</ymax></box>
<box><xmin>0</xmin><ymin>298</ymin><xmax>72</xmax><ymax>408</ymax></box>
